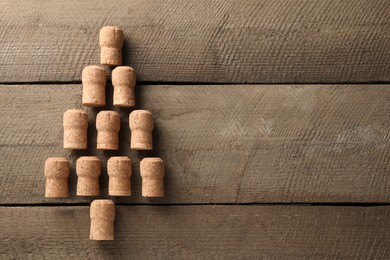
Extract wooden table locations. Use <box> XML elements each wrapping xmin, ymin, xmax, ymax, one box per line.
<box><xmin>1</xmin><ymin>0</ymin><xmax>390</xmax><ymax>258</ymax></box>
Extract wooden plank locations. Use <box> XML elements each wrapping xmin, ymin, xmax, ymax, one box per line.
<box><xmin>1</xmin><ymin>84</ymin><xmax>390</xmax><ymax>204</ymax></box>
<box><xmin>1</xmin><ymin>0</ymin><xmax>390</xmax><ymax>83</ymax></box>
<box><xmin>0</xmin><ymin>205</ymin><xmax>389</xmax><ymax>259</ymax></box>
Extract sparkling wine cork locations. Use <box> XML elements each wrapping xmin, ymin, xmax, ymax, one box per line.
<box><xmin>129</xmin><ymin>110</ymin><xmax>153</xmax><ymax>150</ymax></box>
<box><xmin>99</xmin><ymin>26</ymin><xmax>124</xmax><ymax>66</ymax></box>
<box><xmin>44</xmin><ymin>157</ymin><xmax>70</xmax><ymax>198</ymax></box>
<box><xmin>140</xmin><ymin>158</ymin><xmax>165</xmax><ymax>197</ymax></box>
<box><xmin>63</xmin><ymin>109</ymin><xmax>88</xmax><ymax>149</ymax></box>
<box><xmin>107</xmin><ymin>156</ymin><xmax>132</xmax><ymax>196</ymax></box>
<box><xmin>90</xmin><ymin>200</ymin><xmax>115</xmax><ymax>241</ymax></box>
<box><xmin>112</xmin><ymin>66</ymin><xmax>136</xmax><ymax>107</ymax></box>
<box><xmin>96</xmin><ymin>111</ymin><xmax>121</xmax><ymax>150</ymax></box>
<box><xmin>82</xmin><ymin>65</ymin><xmax>106</xmax><ymax>107</ymax></box>
<box><xmin>76</xmin><ymin>156</ymin><xmax>101</xmax><ymax>196</ymax></box>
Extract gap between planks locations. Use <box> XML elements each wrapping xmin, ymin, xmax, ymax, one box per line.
<box><xmin>2</xmin><ymin>81</ymin><xmax>390</xmax><ymax>86</ymax></box>
<box><xmin>1</xmin><ymin>202</ymin><xmax>390</xmax><ymax>207</ymax></box>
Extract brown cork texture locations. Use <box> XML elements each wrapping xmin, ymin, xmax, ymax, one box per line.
<box><xmin>96</xmin><ymin>111</ymin><xmax>120</xmax><ymax>150</ymax></box>
<box><xmin>76</xmin><ymin>156</ymin><xmax>101</xmax><ymax>196</ymax></box>
<box><xmin>99</xmin><ymin>26</ymin><xmax>124</xmax><ymax>66</ymax></box>
<box><xmin>63</xmin><ymin>109</ymin><xmax>88</xmax><ymax>149</ymax></box>
<box><xmin>129</xmin><ymin>110</ymin><xmax>154</xmax><ymax>150</ymax></box>
<box><xmin>82</xmin><ymin>65</ymin><xmax>106</xmax><ymax>107</ymax></box>
<box><xmin>44</xmin><ymin>157</ymin><xmax>70</xmax><ymax>198</ymax></box>
<box><xmin>90</xmin><ymin>200</ymin><xmax>115</xmax><ymax>241</ymax></box>
<box><xmin>107</xmin><ymin>156</ymin><xmax>132</xmax><ymax>196</ymax></box>
<box><xmin>140</xmin><ymin>158</ymin><xmax>165</xmax><ymax>197</ymax></box>
<box><xmin>112</xmin><ymin>66</ymin><xmax>136</xmax><ymax>107</ymax></box>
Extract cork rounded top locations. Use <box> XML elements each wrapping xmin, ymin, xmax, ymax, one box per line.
<box><xmin>44</xmin><ymin>157</ymin><xmax>70</xmax><ymax>178</ymax></box>
<box><xmin>90</xmin><ymin>199</ymin><xmax>115</xmax><ymax>221</ymax></box>
<box><xmin>129</xmin><ymin>110</ymin><xmax>154</xmax><ymax>131</ymax></box>
<box><xmin>82</xmin><ymin>65</ymin><xmax>106</xmax><ymax>84</ymax></box>
<box><xmin>45</xmin><ymin>157</ymin><xmax>69</xmax><ymax>163</ymax></box>
<box><xmin>107</xmin><ymin>156</ymin><xmax>132</xmax><ymax>177</ymax></box>
<box><xmin>99</xmin><ymin>26</ymin><xmax>124</xmax><ymax>48</ymax></box>
<box><xmin>140</xmin><ymin>158</ymin><xmax>164</xmax><ymax>179</ymax></box>
<box><xmin>108</xmin><ymin>156</ymin><xmax>132</xmax><ymax>162</ymax></box>
<box><xmin>76</xmin><ymin>156</ymin><xmax>101</xmax><ymax>177</ymax></box>
<box><xmin>112</xmin><ymin>66</ymin><xmax>136</xmax><ymax>87</ymax></box>
<box><xmin>96</xmin><ymin>111</ymin><xmax>121</xmax><ymax>132</ymax></box>
<box><xmin>77</xmin><ymin>156</ymin><xmax>100</xmax><ymax>161</ymax></box>
<box><xmin>63</xmin><ymin>109</ymin><xmax>88</xmax><ymax>128</ymax></box>
<box><xmin>91</xmin><ymin>199</ymin><xmax>115</xmax><ymax>206</ymax></box>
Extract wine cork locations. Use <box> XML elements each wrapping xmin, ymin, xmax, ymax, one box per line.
<box><xmin>76</xmin><ymin>156</ymin><xmax>101</xmax><ymax>196</ymax></box>
<box><xmin>44</xmin><ymin>157</ymin><xmax>70</xmax><ymax>198</ymax></box>
<box><xmin>99</xmin><ymin>26</ymin><xmax>124</xmax><ymax>66</ymax></box>
<box><xmin>96</xmin><ymin>111</ymin><xmax>121</xmax><ymax>150</ymax></box>
<box><xmin>107</xmin><ymin>157</ymin><xmax>132</xmax><ymax>196</ymax></box>
<box><xmin>82</xmin><ymin>65</ymin><xmax>106</xmax><ymax>107</ymax></box>
<box><xmin>63</xmin><ymin>109</ymin><xmax>88</xmax><ymax>149</ymax></box>
<box><xmin>90</xmin><ymin>200</ymin><xmax>115</xmax><ymax>240</ymax></box>
<box><xmin>112</xmin><ymin>66</ymin><xmax>136</xmax><ymax>107</ymax></box>
<box><xmin>129</xmin><ymin>110</ymin><xmax>153</xmax><ymax>150</ymax></box>
<box><xmin>140</xmin><ymin>158</ymin><xmax>165</xmax><ymax>197</ymax></box>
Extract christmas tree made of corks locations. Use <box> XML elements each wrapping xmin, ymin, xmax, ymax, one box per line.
<box><xmin>44</xmin><ymin>26</ymin><xmax>165</xmax><ymax>241</ymax></box>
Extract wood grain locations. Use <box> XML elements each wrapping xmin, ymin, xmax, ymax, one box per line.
<box><xmin>1</xmin><ymin>0</ymin><xmax>390</xmax><ymax>83</ymax></box>
<box><xmin>1</xmin><ymin>84</ymin><xmax>390</xmax><ymax>204</ymax></box>
<box><xmin>0</xmin><ymin>205</ymin><xmax>389</xmax><ymax>259</ymax></box>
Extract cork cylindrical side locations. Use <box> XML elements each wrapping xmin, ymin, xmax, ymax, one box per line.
<box><xmin>44</xmin><ymin>157</ymin><xmax>70</xmax><ymax>198</ymax></box>
<box><xmin>129</xmin><ymin>110</ymin><xmax>154</xmax><ymax>150</ymax></box>
<box><xmin>97</xmin><ymin>132</ymin><xmax>119</xmax><ymax>150</ymax></box>
<box><xmin>96</xmin><ymin>111</ymin><xmax>120</xmax><ymax>150</ymax></box>
<box><xmin>99</xmin><ymin>26</ymin><xmax>124</xmax><ymax>66</ymax></box>
<box><xmin>63</xmin><ymin>109</ymin><xmax>88</xmax><ymax>149</ymax></box>
<box><xmin>140</xmin><ymin>158</ymin><xmax>165</xmax><ymax>197</ymax></box>
<box><xmin>76</xmin><ymin>156</ymin><xmax>101</xmax><ymax>196</ymax></box>
<box><xmin>82</xmin><ymin>65</ymin><xmax>106</xmax><ymax>107</ymax></box>
<box><xmin>130</xmin><ymin>130</ymin><xmax>153</xmax><ymax>150</ymax></box>
<box><xmin>107</xmin><ymin>156</ymin><xmax>132</xmax><ymax>196</ymax></box>
<box><xmin>90</xmin><ymin>200</ymin><xmax>115</xmax><ymax>240</ymax></box>
<box><xmin>112</xmin><ymin>66</ymin><xmax>136</xmax><ymax>107</ymax></box>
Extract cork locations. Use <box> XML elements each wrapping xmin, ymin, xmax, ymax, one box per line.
<box><xmin>129</xmin><ymin>110</ymin><xmax>154</xmax><ymax>150</ymax></box>
<box><xmin>107</xmin><ymin>156</ymin><xmax>132</xmax><ymax>196</ymax></box>
<box><xmin>99</xmin><ymin>26</ymin><xmax>124</xmax><ymax>66</ymax></box>
<box><xmin>82</xmin><ymin>65</ymin><xmax>106</xmax><ymax>107</ymax></box>
<box><xmin>44</xmin><ymin>157</ymin><xmax>70</xmax><ymax>198</ymax></box>
<box><xmin>112</xmin><ymin>66</ymin><xmax>136</xmax><ymax>107</ymax></box>
<box><xmin>90</xmin><ymin>200</ymin><xmax>115</xmax><ymax>240</ymax></box>
<box><xmin>63</xmin><ymin>109</ymin><xmax>88</xmax><ymax>149</ymax></box>
<box><xmin>76</xmin><ymin>156</ymin><xmax>101</xmax><ymax>196</ymax></box>
<box><xmin>140</xmin><ymin>158</ymin><xmax>165</xmax><ymax>197</ymax></box>
<box><xmin>96</xmin><ymin>111</ymin><xmax>121</xmax><ymax>150</ymax></box>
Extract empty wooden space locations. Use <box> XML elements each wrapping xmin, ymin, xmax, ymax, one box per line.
<box><xmin>1</xmin><ymin>0</ymin><xmax>389</xmax><ymax>258</ymax></box>
<box><xmin>1</xmin><ymin>205</ymin><xmax>389</xmax><ymax>259</ymax></box>
<box><xmin>1</xmin><ymin>0</ymin><xmax>390</xmax><ymax>83</ymax></box>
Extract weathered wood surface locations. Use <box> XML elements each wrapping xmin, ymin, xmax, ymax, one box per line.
<box><xmin>0</xmin><ymin>205</ymin><xmax>389</xmax><ymax>259</ymax></box>
<box><xmin>1</xmin><ymin>84</ymin><xmax>390</xmax><ymax>204</ymax></box>
<box><xmin>1</xmin><ymin>0</ymin><xmax>390</xmax><ymax>83</ymax></box>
